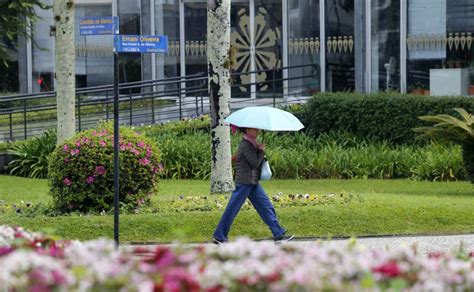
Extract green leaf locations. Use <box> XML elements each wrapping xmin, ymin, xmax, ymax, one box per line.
<box><xmin>389</xmin><ymin>278</ymin><xmax>407</xmax><ymax>291</ymax></box>
<box><xmin>361</xmin><ymin>273</ymin><xmax>375</xmax><ymax>288</ymax></box>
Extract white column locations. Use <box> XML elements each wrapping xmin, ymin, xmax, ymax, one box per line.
<box><xmin>249</xmin><ymin>0</ymin><xmax>256</xmax><ymax>99</ymax></box>
<box><xmin>400</xmin><ymin>0</ymin><xmax>407</xmax><ymax>93</ymax></box>
<box><xmin>151</xmin><ymin>0</ymin><xmax>157</xmax><ymax>81</ymax></box>
<box><xmin>319</xmin><ymin>0</ymin><xmax>326</xmax><ymax>92</ymax></box>
<box><xmin>282</xmin><ymin>0</ymin><xmax>288</xmax><ymax>99</ymax></box>
<box><xmin>180</xmin><ymin>0</ymin><xmax>186</xmax><ymax>97</ymax></box>
<box><xmin>26</xmin><ymin>19</ymin><xmax>33</xmax><ymax>93</ymax></box>
<box><xmin>365</xmin><ymin>0</ymin><xmax>372</xmax><ymax>92</ymax></box>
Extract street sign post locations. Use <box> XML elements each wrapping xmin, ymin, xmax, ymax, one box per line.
<box><xmin>114</xmin><ymin>35</ymin><xmax>168</xmax><ymax>53</ymax></box>
<box><xmin>79</xmin><ymin>16</ymin><xmax>119</xmax><ymax>36</ymax></box>
<box><xmin>79</xmin><ymin>16</ymin><xmax>168</xmax><ymax>248</ymax></box>
<box><xmin>79</xmin><ymin>16</ymin><xmax>121</xmax><ymax>248</ymax></box>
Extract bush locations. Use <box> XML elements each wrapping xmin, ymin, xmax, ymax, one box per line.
<box><xmin>414</xmin><ymin>108</ymin><xmax>474</xmax><ymax>183</ymax></box>
<box><xmin>48</xmin><ymin>123</ymin><xmax>162</xmax><ymax>213</ymax></box>
<box><xmin>7</xmin><ymin>129</ymin><xmax>56</xmax><ymax>178</ymax></box>
<box><xmin>143</xmin><ymin>123</ymin><xmax>466</xmax><ymax>181</ymax></box>
<box><xmin>295</xmin><ymin>92</ymin><xmax>474</xmax><ymax>144</ymax></box>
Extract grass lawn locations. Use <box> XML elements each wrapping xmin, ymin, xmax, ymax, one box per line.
<box><xmin>0</xmin><ymin>175</ymin><xmax>473</xmax><ymax>243</ymax></box>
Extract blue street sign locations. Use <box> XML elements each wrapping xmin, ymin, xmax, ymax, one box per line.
<box><xmin>114</xmin><ymin>35</ymin><xmax>168</xmax><ymax>53</ymax></box>
<box><xmin>79</xmin><ymin>16</ymin><xmax>119</xmax><ymax>35</ymax></box>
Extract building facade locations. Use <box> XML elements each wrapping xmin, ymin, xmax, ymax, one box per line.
<box><xmin>10</xmin><ymin>0</ymin><xmax>474</xmax><ymax>97</ymax></box>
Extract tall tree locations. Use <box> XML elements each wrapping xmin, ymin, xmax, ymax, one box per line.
<box><xmin>207</xmin><ymin>0</ymin><xmax>234</xmax><ymax>194</ymax></box>
<box><xmin>53</xmin><ymin>0</ymin><xmax>75</xmax><ymax>144</ymax></box>
<box><xmin>0</xmin><ymin>0</ymin><xmax>49</xmax><ymax>66</ymax></box>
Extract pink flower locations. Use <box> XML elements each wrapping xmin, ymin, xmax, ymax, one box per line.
<box><xmin>95</xmin><ymin>166</ymin><xmax>106</xmax><ymax>176</ymax></box>
<box><xmin>81</xmin><ymin>138</ymin><xmax>91</xmax><ymax>144</ymax></box>
<box><xmin>130</xmin><ymin>148</ymin><xmax>140</xmax><ymax>156</ymax></box>
<box><xmin>0</xmin><ymin>247</ymin><xmax>14</xmax><ymax>256</ymax></box>
<box><xmin>63</xmin><ymin>178</ymin><xmax>72</xmax><ymax>186</ymax></box>
<box><xmin>62</xmin><ymin>145</ymin><xmax>69</xmax><ymax>152</ymax></box>
<box><xmin>139</xmin><ymin>158</ymin><xmax>150</xmax><ymax>166</ymax></box>
<box><xmin>137</xmin><ymin>141</ymin><xmax>146</xmax><ymax>148</ymax></box>
<box><xmin>70</xmin><ymin>149</ymin><xmax>80</xmax><ymax>156</ymax></box>
<box><xmin>120</xmin><ymin>145</ymin><xmax>126</xmax><ymax>151</ymax></box>
<box><xmin>91</xmin><ymin>130</ymin><xmax>97</xmax><ymax>136</ymax></box>
<box><xmin>146</xmin><ymin>149</ymin><xmax>152</xmax><ymax>157</ymax></box>
<box><xmin>75</xmin><ymin>141</ymin><xmax>81</xmax><ymax>147</ymax></box>
<box><xmin>373</xmin><ymin>261</ymin><xmax>401</xmax><ymax>278</ymax></box>
<box><xmin>86</xmin><ymin>176</ymin><xmax>95</xmax><ymax>185</ymax></box>
<box><xmin>153</xmin><ymin>163</ymin><xmax>164</xmax><ymax>174</ymax></box>
<box><xmin>99</xmin><ymin>140</ymin><xmax>107</xmax><ymax>147</ymax></box>
<box><xmin>64</xmin><ymin>157</ymin><xmax>70</xmax><ymax>163</ymax></box>
<box><xmin>52</xmin><ymin>269</ymin><xmax>69</xmax><ymax>285</ymax></box>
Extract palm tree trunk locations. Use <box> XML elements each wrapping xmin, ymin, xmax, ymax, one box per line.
<box><xmin>208</xmin><ymin>0</ymin><xmax>234</xmax><ymax>194</ymax></box>
<box><xmin>54</xmin><ymin>0</ymin><xmax>76</xmax><ymax>144</ymax></box>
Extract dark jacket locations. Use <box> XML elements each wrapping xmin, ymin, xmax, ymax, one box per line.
<box><xmin>235</xmin><ymin>139</ymin><xmax>265</xmax><ymax>185</ymax></box>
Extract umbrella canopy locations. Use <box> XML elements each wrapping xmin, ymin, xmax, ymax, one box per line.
<box><xmin>225</xmin><ymin>106</ymin><xmax>304</xmax><ymax>131</ymax></box>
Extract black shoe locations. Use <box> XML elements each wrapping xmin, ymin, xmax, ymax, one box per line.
<box><xmin>274</xmin><ymin>234</ymin><xmax>295</xmax><ymax>243</ymax></box>
<box><xmin>212</xmin><ymin>238</ymin><xmax>226</xmax><ymax>245</ymax></box>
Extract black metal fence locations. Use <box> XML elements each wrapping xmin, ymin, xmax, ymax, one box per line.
<box><xmin>0</xmin><ymin>64</ymin><xmax>319</xmax><ymax>142</ymax></box>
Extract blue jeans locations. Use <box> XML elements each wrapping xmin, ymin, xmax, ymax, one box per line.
<box><xmin>213</xmin><ymin>183</ymin><xmax>286</xmax><ymax>241</ymax></box>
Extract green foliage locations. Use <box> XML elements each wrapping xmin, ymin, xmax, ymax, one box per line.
<box><xmin>0</xmin><ymin>0</ymin><xmax>50</xmax><ymax>65</ymax></box>
<box><xmin>7</xmin><ymin>129</ymin><xmax>56</xmax><ymax>178</ymax></box>
<box><xmin>48</xmin><ymin>123</ymin><xmax>162</xmax><ymax>213</ymax></box>
<box><xmin>415</xmin><ymin>108</ymin><xmax>473</xmax><ymax>145</ymax></box>
<box><xmin>139</xmin><ymin>115</ymin><xmax>210</xmax><ymax>136</ymax></box>
<box><xmin>143</xmin><ymin>122</ymin><xmax>466</xmax><ymax>181</ymax></box>
<box><xmin>294</xmin><ymin>92</ymin><xmax>474</xmax><ymax>144</ymax></box>
<box><xmin>414</xmin><ymin>108</ymin><xmax>474</xmax><ymax>182</ymax></box>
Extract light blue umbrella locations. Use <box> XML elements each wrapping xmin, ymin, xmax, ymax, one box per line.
<box><xmin>225</xmin><ymin>106</ymin><xmax>304</xmax><ymax>131</ymax></box>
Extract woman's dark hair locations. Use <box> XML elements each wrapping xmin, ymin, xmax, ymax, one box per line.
<box><xmin>239</xmin><ymin>127</ymin><xmax>248</xmax><ymax>134</ymax></box>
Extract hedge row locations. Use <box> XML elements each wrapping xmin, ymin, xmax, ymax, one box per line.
<box><xmin>292</xmin><ymin>92</ymin><xmax>474</xmax><ymax>144</ymax></box>
<box><xmin>145</xmin><ymin>129</ymin><xmax>467</xmax><ymax>181</ymax></box>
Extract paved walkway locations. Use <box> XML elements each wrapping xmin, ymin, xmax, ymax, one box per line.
<box><xmin>124</xmin><ymin>234</ymin><xmax>474</xmax><ymax>255</ymax></box>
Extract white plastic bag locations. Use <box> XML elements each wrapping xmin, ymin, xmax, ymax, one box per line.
<box><xmin>260</xmin><ymin>158</ymin><xmax>272</xmax><ymax>181</ymax></box>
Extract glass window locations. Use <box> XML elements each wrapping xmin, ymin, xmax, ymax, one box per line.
<box><xmin>288</xmin><ymin>0</ymin><xmax>320</xmax><ymax>96</ymax></box>
<box><xmin>32</xmin><ymin>0</ymin><xmax>54</xmax><ymax>92</ymax></box>
<box><xmin>407</xmin><ymin>0</ymin><xmax>474</xmax><ymax>96</ymax></box>
<box><xmin>118</xmin><ymin>0</ymin><xmax>142</xmax><ymax>86</ymax></box>
<box><xmin>155</xmin><ymin>0</ymin><xmax>180</xmax><ymax>89</ymax></box>
<box><xmin>325</xmin><ymin>0</ymin><xmax>355</xmax><ymax>92</ymax></box>
<box><xmin>371</xmin><ymin>0</ymin><xmax>400</xmax><ymax>92</ymax></box>
<box><xmin>231</xmin><ymin>1</ymin><xmax>251</xmax><ymax>98</ymax></box>
<box><xmin>230</xmin><ymin>0</ymin><xmax>283</xmax><ymax>99</ymax></box>
<box><xmin>75</xmin><ymin>4</ymin><xmax>113</xmax><ymax>88</ymax></box>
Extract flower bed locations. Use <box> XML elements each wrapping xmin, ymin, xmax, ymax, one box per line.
<box><xmin>0</xmin><ymin>192</ymin><xmax>364</xmax><ymax>216</ymax></box>
<box><xmin>1</xmin><ymin>225</ymin><xmax>473</xmax><ymax>291</ymax></box>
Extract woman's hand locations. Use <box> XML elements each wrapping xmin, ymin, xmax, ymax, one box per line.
<box><xmin>258</xmin><ymin>143</ymin><xmax>266</xmax><ymax>151</ymax></box>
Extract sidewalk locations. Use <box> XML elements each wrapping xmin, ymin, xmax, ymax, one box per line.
<box><xmin>123</xmin><ymin>234</ymin><xmax>474</xmax><ymax>255</ymax></box>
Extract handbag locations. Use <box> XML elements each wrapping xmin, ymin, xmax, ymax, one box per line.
<box><xmin>260</xmin><ymin>158</ymin><xmax>272</xmax><ymax>181</ymax></box>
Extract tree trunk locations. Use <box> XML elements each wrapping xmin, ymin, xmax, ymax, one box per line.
<box><xmin>208</xmin><ymin>0</ymin><xmax>234</xmax><ymax>194</ymax></box>
<box><xmin>54</xmin><ymin>0</ymin><xmax>75</xmax><ymax>144</ymax></box>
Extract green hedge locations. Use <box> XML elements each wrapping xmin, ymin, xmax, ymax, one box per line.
<box><xmin>294</xmin><ymin>93</ymin><xmax>474</xmax><ymax>144</ymax></box>
<box><xmin>143</xmin><ymin>127</ymin><xmax>467</xmax><ymax>181</ymax></box>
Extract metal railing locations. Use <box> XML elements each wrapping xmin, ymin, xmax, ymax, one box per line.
<box><xmin>0</xmin><ymin>64</ymin><xmax>319</xmax><ymax>142</ymax></box>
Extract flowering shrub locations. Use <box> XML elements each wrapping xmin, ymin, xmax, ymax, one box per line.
<box><xmin>1</xmin><ymin>225</ymin><xmax>473</xmax><ymax>291</ymax></box>
<box><xmin>48</xmin><ymin>123</ymin><xmax>162</xmax><ymax>213</ymax></box>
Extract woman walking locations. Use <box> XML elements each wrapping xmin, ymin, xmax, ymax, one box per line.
<box><xmin>213</xmin><ymin>127</ymin><xmax>294</xmax><ymax>244</ymax></box>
